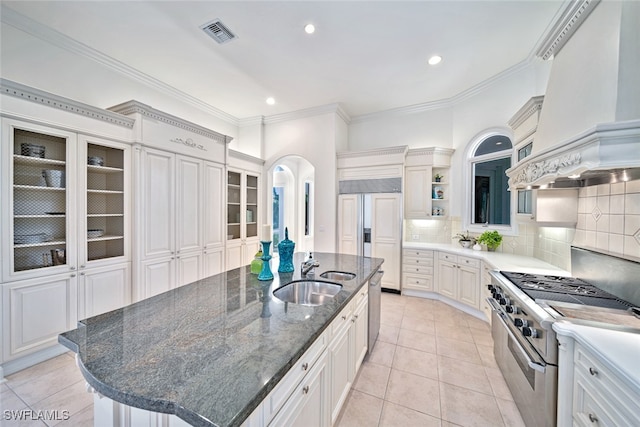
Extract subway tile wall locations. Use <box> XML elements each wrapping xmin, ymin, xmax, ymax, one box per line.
<box><xmin>405</xmin><ymin>180</ymin><xmax>640</xmax><ymax>271</ymax></box>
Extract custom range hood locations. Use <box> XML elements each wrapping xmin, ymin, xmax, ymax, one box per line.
<box><xmin>507</xmin><ymin>0</ymin><xmax>640</xmax><ymax>189</ymax></box>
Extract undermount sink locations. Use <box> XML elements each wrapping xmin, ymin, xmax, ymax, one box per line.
<box><xmin>273</xmin><ymin>280</ymin><xmax>343</xmax><ymax>306</ymax></box>
<box><xmin>319</xmin><ymin>271</ymin><xmax>356</xmax><ymax>281</ymax></box>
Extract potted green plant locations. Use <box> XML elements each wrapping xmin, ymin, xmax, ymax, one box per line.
<box><xmin>453</xmin><ymin>230</ymin><xmax>474</xmax><ymax>248</ymax></box>
<box><xmin>434</xmin><ymin>173</ymin><xmax>443</xmax><ymax>182</ymax></box>
<box><xmin>476</xmin><ymin>230</ymin><xmax>503</xmax><ymax>251</ymax></box>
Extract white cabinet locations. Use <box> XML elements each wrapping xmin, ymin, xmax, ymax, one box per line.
<box><xmin>78</xmin><ymin>262</ymin><xmax>130</xmax><ymax>319</ymax></box>
<box><xmin>137</xmin><ymin>147</ymin><xmax>225</xmax><ymax>297</ymax></box>
<box><xmin>404</xmin><ymin>166</ymin><xmax>432</xmax><ymax>219</ymax></box>
<box><xmin>328</xmin><ymin>306</ymin><xmax>352</xmax><ymax>425</ymax></box>
<box><xmin>2</xmin><ymin>273</ymin><xmax>77</xmax><ymax>361</ymax></box>
<box><xmin>269</xmin><ymin>351</ymin><xmax>329</xmax><ymax>427</ymax></box>
<box><xmin>480</xmin><ymin>262</ymin><xmax>493</xmax><ymax>324</ymax></box>
<box><xmin>436</xmin><ymin>252</ymin><xmax>480</xmax><ymax>309</ymax></box>
<box><xmin>371</xmin><ymin>193</ymin><xmax>401</xmax><ymax>291</ymax></box>
<box><xmin>226</xmin><ymin>166</ymin><xmax>262</xmax><ymax>271</ymax></box>
<box><xmin>352</xmin><ymin>291</ymin><xmax>368</xmax><ymax>374</ymax></box>
<box><xmin>404</xmin><ymin>148</ymin><xmax>454</xmax><ymax>219</ymax></box>
<box><xmin>402</xmin><ymin>249</ymin><xmax>434</xmax><ymax>292</ymax></box>
<box><xmin>555</xmin><ymin>331</ymin><xmax>640</xmax><ymax>427</ymax></box>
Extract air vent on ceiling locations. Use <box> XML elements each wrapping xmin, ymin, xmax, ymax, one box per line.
<box><xmin>201</xmin><ymin>19</ymin><xmax>237</xmax><ymax>44</ymax></box>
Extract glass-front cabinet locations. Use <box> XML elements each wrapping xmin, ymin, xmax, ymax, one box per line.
<box><xmin>227</xmin><ymin>170</ymin><xmax>259</xmax><ymax>241</ymax></box>
<box><xmin>2</xmin><ymin>119</ymin><xmax>130</xmax><ymax>281</ymax></box>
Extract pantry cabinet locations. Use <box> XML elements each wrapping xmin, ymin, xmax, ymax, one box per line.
<box><xmin>404</xmin><ymin>148</ymin><xmax>454</xmax><ymax>219</ymax></box>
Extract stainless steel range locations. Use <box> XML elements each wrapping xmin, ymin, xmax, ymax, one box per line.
<box><xmin>488</xmin><ymin>247</ymin><xmax>640</xmax><ymax>427</ymax></box>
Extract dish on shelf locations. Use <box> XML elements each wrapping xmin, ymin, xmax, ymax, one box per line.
<box><xmin>45</xmin><ymin>212</ymin><xmax>65</xmax><ymax>215</ymax></box>
<box><xmin>14</xmin><ymin>233</ymin><xmax>52</xmax><ymax>244</ymax></box>
<box><xmin>87</xmin><ymin>229</ymin><xmax>105</xmax><ymax>238</ymax></box>
<box><xmin>88</xmin><ymin>156</ymin><xmax>104</xmax><ymax>166</ymax></box>
<box><xmin>21</xmin><ymin>143</ymin><xmax>45</xmax><ymax>158</ymax></box>
<box><xmin>42</xmin><ymin>169</ymin><xmax>65</xmax><ymax>188</ymax></box>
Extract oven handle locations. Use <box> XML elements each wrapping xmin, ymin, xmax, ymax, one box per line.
<box><xmin>487</xmin><ymin>298</ymin><xmax>546</xmax><ymax>373</ymax></box>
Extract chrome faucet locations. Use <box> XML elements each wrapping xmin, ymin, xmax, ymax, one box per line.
<box><xmin>301</xmin><ymin>253</ymin><xmax>319</xmax><ymax>277</ymax></box>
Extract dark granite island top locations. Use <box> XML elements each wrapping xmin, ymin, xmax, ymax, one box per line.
<box><xmin>59</xmin><ymin>252</ymin><xmax>383</xmax><ymax>427</ymax></box>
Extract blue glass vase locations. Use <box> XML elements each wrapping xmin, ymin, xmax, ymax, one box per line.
<box><xmin>278</xmin><ymin>227</ymin><xmax>295</xmax><ymax>273</ymax></box>
<box><xmin>258</xmin><ymin>241</ymin><xmax>274</xmax><ymax>281</ymax></box>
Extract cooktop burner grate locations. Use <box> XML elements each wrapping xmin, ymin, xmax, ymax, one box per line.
<box><xmin>500</xmin><ymin>271</ymin><xmax>634</xmax><ymax>310</ymax></box>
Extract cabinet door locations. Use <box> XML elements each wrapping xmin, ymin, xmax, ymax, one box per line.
<box><xmin>176</xmin><ymin>155</ymin><xmax>201</xmax><ymax>253</ymax></box>
<box><xmin>437</xmin><ymin>260</ymin><xmax>457</xmax><ymax>299</ymax></box>
<box><xmin>203</xmin><ymin>162</ymin><xmax>224</xmax><ymax>249</ymax></box>
<box><xmin>142</xmin><ymin>148</ymin><xmax>175</xmax><ymax>258</ymax></box>
<box><xmin>329</xmin><ymin>325</ymin><xmax>351</xmax><ymax>425</ymax></box>
<box><xmin>176</xmin><ymin>251</ymin><xmax>202</xmax><ymax>287</ymax></box>
<box><xmin>203</xmin><ymin>247</ymin><xmax>224</xmax><ymax>278</ymax></box>
<box><xmin>2</xmin><ymin>119</ymin><xmax>78</xmax><ymax>282</ymax></box>
<box><xmin>3</xmin><ymin>274</ymin><xmax>77</xmax><ymax>359</ymax></box>
<box><xmin>141</xmin><ymin>257</ymin><xmax>174</xmax><ymax>298</ymax></box>
<box><xmin>269</xmin><ymin>352</ymin><xmax>328</xmax><ymax>427</ymax></box>
<box><xmin>352</xmin><ymin>299</ymin><xmax>369</xmax><ymax>375</ymax></box>
<box><xmin>458</xmin><ymin>265</ymin><xmax>480</xmax><ymax>309</ymax></box>
<box><xmin>226</xmin><ymin>240</ymin><xmax>243</xmax><ymax>271</ymax></box>
<box><xmin>404</xmin><ymin>166</ymin><xmax>431</xmax><ymax>219</ymax></box>
<box><xmin>337</xmin><ymin>194</ymin><xmax>360</xmax><ymax>256</ymax></box>
<box><xmin>80</xmin><ymin>263</ymin><xmax>130</xmax><ymax>318</ymax></box>
<box><xmin>371</xmin><ymin>194</ymin><xmax>401</xmax><ymax>290</ymax></box>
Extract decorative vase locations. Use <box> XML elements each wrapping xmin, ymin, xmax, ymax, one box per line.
<box><xmin>473</xmin><ymin>243</ymin><xmax>482</xmax><ymax>251</ymax></box>
<box><xmin>487</xmin><ymin>246</ymin><xmax>496</xmax><ymax>252</ymax></box>
<box><xmin>277</xmin><ymin>227</ymin><xmax>295</xmax><ymax>273</ymax></box>
<box><xmin>250</xmin><ymin>250</ymin><xmax>263</xmax><ymax>274</ymax></box>
<box><xmin>258</xmin><ymin>241</ymin><xmax>274</xmax><ymax>281</ymax></box>
<box><xmin>459</xmin><ymin>240</ymin><xmax>472</xmax><ymax>249</ymax></box>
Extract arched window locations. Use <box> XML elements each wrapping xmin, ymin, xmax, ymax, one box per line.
<box><xmin>465</xmin><ymin>130</ymin><xmax>514</xmax><ymax>232</ymax></box>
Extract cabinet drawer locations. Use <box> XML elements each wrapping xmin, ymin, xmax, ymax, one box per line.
<box><xmin>458</xmin><ymin>256</ymin><xmax>480</xmax><ymax>269</ymax></box>
<box><xmin>330</xmin><ymin>304</ymin><xmax>352</xmax><ymax>341</ymax></box>
<box><xmin>353</xmin><ymin>285</ymin><xmax>368</xmax><ymax>308</ymax></box>
<box><xmin>402</xmin><ymin>256</ymin><xmax>434</xmax><ymax>268</ymax></box>
<box><xmin>402</xmin><ymin>249</ymin><xmax>434</xmax><ymax>259</ymax></box>
<box><xmin>265</xmin><ymin>331</ymin><xmax>327</xmax><ymax>421</ymax></box>
<box><xmin>402</xmin><ymin>265</ymin><xmax>433</xmax><ymax>276</ymax></box>
<box><xmin>402</xmin><ymin>274</ymin><xmax>433</xmax><ymax>291</ymax></box>
<box><xmin>573</xmin><ymin>371</ymin><xmax>621</xmax><ymax>427</ymax></box>
<box><xmin>438</xmin><ymin>252</ymin><xmax>457</xmax><ymax>262</ymax></box>
<box><xmin>573</xmin><ymin>344</ymin><xmax>640</xmax><ymax>424</ymax></box>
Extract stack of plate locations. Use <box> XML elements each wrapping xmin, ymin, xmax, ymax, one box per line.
<box><xmin>14</xmin><ymin>233</ymin><xmax>51</xmax><ymax>244</ymax></box>
<box><xmin>87</xmin><ymin>229</ymin><xmax>104</xmax><ymax>238</ymax></box>
<box><xmin>88</xmin><ymin>156</ymin><xmax>104</xmax><ymax>166</ymax></box>
<box><xmin>21</xmin><ymin>143</ymin><xmax>45</xmax><ymax>158</ymax></box>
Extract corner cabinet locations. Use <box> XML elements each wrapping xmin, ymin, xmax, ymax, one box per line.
<box><xmin>226</xmin><ymin>150</ymin><xmax>263</xmax><ymax>271</ymax></box>
<box><xmin>436</xmin><ymin>252</ymin><xmax>480</xmax><ymax>309</ymax></box>
<box><xmin>404</xmin><ymin>148</ymin><xmax>454</xmax><ymax>219</ymax></box>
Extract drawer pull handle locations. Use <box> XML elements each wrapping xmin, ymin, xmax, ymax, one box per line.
<box><xmin>303</xmin><ymin>385</ymin><xmax>310</xmax><ymax>394</ymax></box>
<box><xmin>589</xmin><ymin>367</ymin><xmax>598</xmax><ymax>376</ymax></box>
<box><xmin>302</xmin><ymin>363</ymin><xmax>309</xmax><ymax>371</ymax></box>
<box><xmin>342</xmin><ymin>315</ymin><xmax>347</xmax><ymax>320</ymax></box>
<box><xmin>588</xmin><ymin>413</ymin><xmax>598</xmax><ymax>423</ymax></box>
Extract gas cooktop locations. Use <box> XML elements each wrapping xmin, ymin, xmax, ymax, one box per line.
<box><xmin>500</xmin><ymin>271</ymin><xmax>634</xmax><ymax>310</ymax></box>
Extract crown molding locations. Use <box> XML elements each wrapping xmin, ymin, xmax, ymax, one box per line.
<box><xmin>406</xmin><ymin>147</ymin><xmax>456</xmax><ymax>157</ymax></box>
<box><xmin>535</xmin><ymin>0</ymin><xmax>600</xmax><ymax>60</ymax></box>
<box><xmin>508</xmin><ymin>95</ymin><xmax>544</xmax><ymax>130</ymax></box>
<box><xmin>108</xmin><ymin>100</ymin><xmax>232</xmax><ymax>144</ymax></box>
<box><xmin>1</xmin><ymin>5</ymin><xmax>239</xmax><ymax>127</ymax></box>
<box><xmin>238</xmin><ymin>116</ymin><xmax>265</xmax><ymax>128</ymax></box>
<box><xmin>337</xmin><ymin>145</ymin><xmax>409</xmax><ymax>160</ymax></box>
<box><xmin>263</xmin><ymin>103</ymin><xmax>350</xmax><ymax>125</ymax></box>
<box><xmin>229</xmin><ymin>149</ymin><xmax>265</xmax><ymax>165</ymax></box>
<box><xmin>1</xmin><ymin>78</ymin><xmax>135</xmax><ymax>128</ymax></box>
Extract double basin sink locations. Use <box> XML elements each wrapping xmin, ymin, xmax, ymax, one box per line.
<box><xmin>273</xmin><ymin>271</ymin><xmax>356</xmax><ymax>306</ymax></box>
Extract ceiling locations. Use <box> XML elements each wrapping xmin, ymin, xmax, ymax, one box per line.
<box><xmin>2</xmin><ymin>1</ymin><xmax>565</xmax><ymax>120</ymax></box>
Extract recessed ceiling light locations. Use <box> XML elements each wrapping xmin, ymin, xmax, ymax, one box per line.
<box><xmin>266</xmin><ymin>97</ymin><xmax>275</xmax><ymax>105</ymax></box>
<box><xmin>304</xmin><ymin>24</ymin><xmax>315</xmax><ymax>34</ymax></box>
<box><xmin>428</xmin><ymin>55</ymin><xmax>442</xmax><ymax>65</ymax></box>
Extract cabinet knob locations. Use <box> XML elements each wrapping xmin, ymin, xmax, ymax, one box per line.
<box><xmin>71</xmin><ymin>274</ymin><xmax>76</xmax><ymax>278</ymax></box>
<box><xmin>80</xmin><ymin>265</ymin><xmax>85</xmax><ymax>269</ymax></box>
<box><xmin>588</xmin><ymin>413</ymin><xmax>598</xmax><ymax>423</ymax></box>
<box><xmin>302</xmin><ymin>385</ymin><xmax>310</xmax><ymax>395</ymax></box>
<box><xmin>80</xmin><ymin>273</ymin><xmax>85</xmax><ymax>276</ymax></box>
<box><xmin>342</xmin><ymin>315</ymin><xmax>347</xmax><ymax>320</ymax></box>
<box><xmin>302</xmin><ymin>362</ymin><xmax>309</xmax><ymax>371</ymax></box>
<box><xmin>70</xmin><ymin>266</ymin><xmax>76</xmax><ymax>270</ymax></box>
<box><xmin>589</xmin><ymin>367</ymin><xmax>598</xmax><ymax>376</ymax></box>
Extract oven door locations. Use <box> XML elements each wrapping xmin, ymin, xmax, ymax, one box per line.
<box><xmin>489</xmin><ymin>298</ymin><xmax>557</xmax><ymax>427</ymax></box>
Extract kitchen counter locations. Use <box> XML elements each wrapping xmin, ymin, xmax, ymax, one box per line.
<box><xmin>553</xmin><ymin>321</ymin><xmax>640</xmax><ymax>396</ymax></box>
<box><xmin>403</xmin><ymin>242</ymin><xmax>570</xmax><ymax>275</ymax></box>
<box><xmin>58</xmin><ymin>252</ymin><xmax>384</xmax><ymax>427</ymax></box>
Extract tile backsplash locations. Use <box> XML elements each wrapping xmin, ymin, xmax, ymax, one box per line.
<box><xmin>405</xmin><ymin>179</ymin><xmax>640</xmax><ymax>271</ymax></box>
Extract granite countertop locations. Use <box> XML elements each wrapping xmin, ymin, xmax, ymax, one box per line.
<box><xmin>553</xmin><ymin>321</ymin><xmax>640</xmax><ymax>393</ymax></box>
<box><xmin>59</xmin><ymin>252</ymin><xmax>384</xmax><ymax>427</ymax></box>
<box><xmin>403</xmin><ymin>242</ymin><xmax>570</xmax><ymax>275</ymax></box>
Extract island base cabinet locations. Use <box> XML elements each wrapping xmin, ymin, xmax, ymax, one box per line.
<box><xmin>329</xmin><ymin>321</ymin><xmax>351</xmax><ymax>425</ymax></box>
<box><xmin>2</xmin><ymin>273</ymin><xmax>77</xmax><ymax>362</ymax></box>
<box><xmin>78</xmin><ymin>263</ymin><xmax>130</xmax><ymax>319</ymax></box>
<box><xmin>269</xmin><ymin>351</ymin><xmax>329</xmax><ymax>427</ymax></box>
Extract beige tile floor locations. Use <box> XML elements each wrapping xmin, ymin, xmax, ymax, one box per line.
<box><xmin>335</xmin><ymin>292</ymin><xmax>526</xmax><ymax>427</ymax></box>
<box><xmin>0</xmin><ymin>293</ymin><xmax>525</xmax><ymax>427</ymax></box>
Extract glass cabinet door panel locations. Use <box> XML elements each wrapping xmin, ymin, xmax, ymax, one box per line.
<box><xmin>12</xmin><ymin>129</ymin><xmax>68</xmax><ymax>272</ymax></box>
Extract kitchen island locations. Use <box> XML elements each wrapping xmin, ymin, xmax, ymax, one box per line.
<box><xmin>58</xmin><ymin>252</ymin><xmax>384</xmax><ymax>427</ymax></box>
